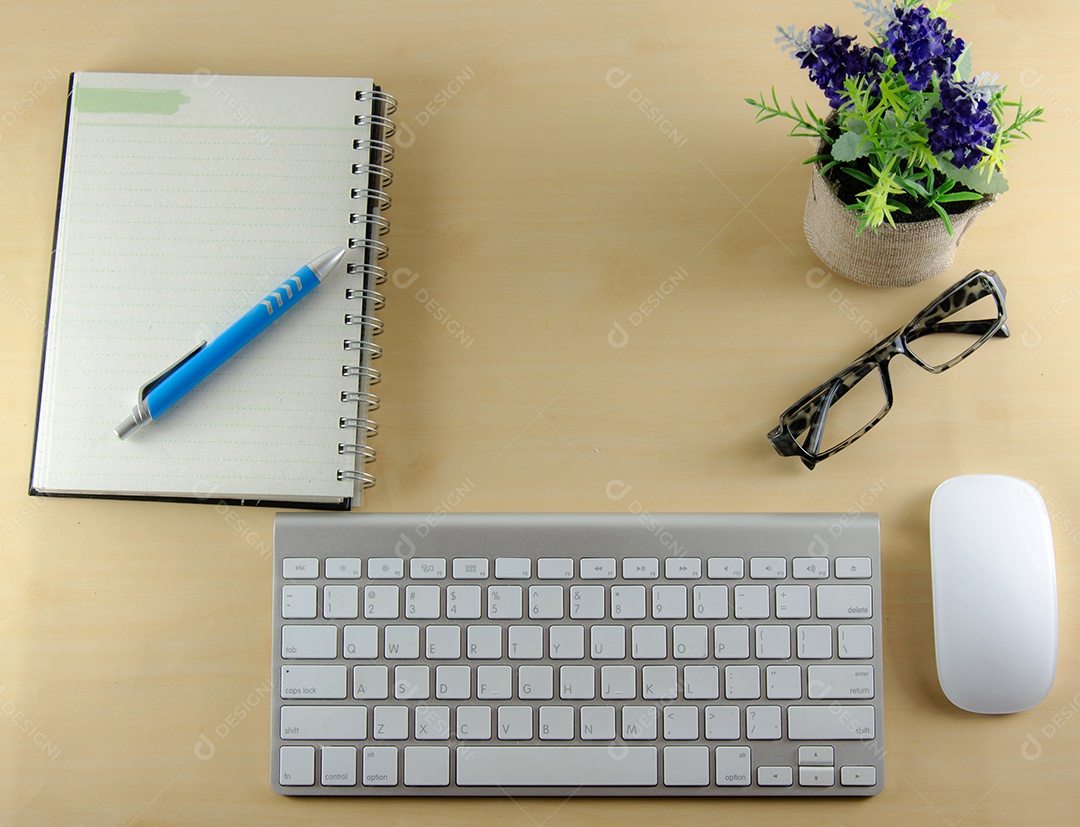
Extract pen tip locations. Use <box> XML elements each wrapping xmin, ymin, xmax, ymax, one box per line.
<box><xmin>308</xmin><ymin>247</ymin><xmax>347</xmax><ymax>280</ymax></box>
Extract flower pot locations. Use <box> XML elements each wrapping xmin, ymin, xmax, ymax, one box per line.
<box><xmin>803</xmin><ymin>167</ymin><xmax>996</xmax><ymax>288</ymax></box>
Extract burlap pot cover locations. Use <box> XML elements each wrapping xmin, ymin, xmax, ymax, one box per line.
<box><xmin>804</xmin><ymin>167</ymin><xmax>996</xmax><ymax>288</ymax></box>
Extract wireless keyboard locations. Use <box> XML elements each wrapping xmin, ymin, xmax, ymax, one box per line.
<box><xmin>271</xmin><ymin>512</ymin><xmax>883</xmax><ymax>796</ymax></box>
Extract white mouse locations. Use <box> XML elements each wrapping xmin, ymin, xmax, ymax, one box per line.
<box><xmin>929</xmin><ymin>474</ymin><xmax>1057</xmax><ymax>714</ymax></box>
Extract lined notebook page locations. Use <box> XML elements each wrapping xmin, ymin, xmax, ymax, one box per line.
<box><xmin>32</xmin><ymin>72</ymin><xmax>373</xmax><ymax>505</ymax></box>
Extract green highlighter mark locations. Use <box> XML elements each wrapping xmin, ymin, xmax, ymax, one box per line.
<box><xmin>75</xmin><ymin>87</ymin><xmax>190</xmax><ymax>115</ymax></box>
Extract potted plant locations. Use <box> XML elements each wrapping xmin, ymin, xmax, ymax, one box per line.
<box><xmin>747</xmin><ymin>0</ymin><xmax>1043</xmax><ymax>287</ymax></box>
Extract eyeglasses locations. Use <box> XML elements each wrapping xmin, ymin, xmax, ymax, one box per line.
<box><xmin>768</xmin><ymin>270</ymin><xmax>1009</xmax><ymax>470</ymax></box>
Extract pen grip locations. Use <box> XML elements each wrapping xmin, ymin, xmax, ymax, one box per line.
<box><xmin>145</xmin><ymin>264</ymin><xmax>321</xmax><ymax>418</ymax></box>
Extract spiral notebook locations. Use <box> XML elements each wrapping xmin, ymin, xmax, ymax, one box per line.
<box><xmin>29</xmin><ymin>72</ymin><xmax>394</xmax><ymax>509</ymax></box>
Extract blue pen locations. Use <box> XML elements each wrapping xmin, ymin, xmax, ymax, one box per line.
<box><xmin>115</xmin><ymin>247</ymin><xmax>346</xmax><ymax>439</ymax></box>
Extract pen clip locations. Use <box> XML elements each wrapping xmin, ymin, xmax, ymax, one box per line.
<box><xmin>138</xmin><ymin>341</ymin><xmax>207</xmax><ymax>401</ymax></box>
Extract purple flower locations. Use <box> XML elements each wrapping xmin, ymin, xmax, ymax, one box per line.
<box><xmin>796</xmin><ymin>25</ymin><xmax>883</xmax><ymax>107</ymax></box>
<box><xmin>926</xmin><ymin>80</ymin><xmax>998</xmax><ymax>168</ymax></box>
<box><xmin>885</xmin><ymin>6</ymin><xmax>965</xmax><ymax>92</ymax></box>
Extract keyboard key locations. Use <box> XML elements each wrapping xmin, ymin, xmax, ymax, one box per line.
<box><xmin>281</xmin><ymin>625</ymin><xmax>336</xmax><ymax>659</ymax></box>
<box><xmin>610</xmin><ymin>585</ymin><xmax>647</xmax><ymax>620</ymax></box>
<box><xmin>425</xmin><ymin>625</ymin><xmax>461</xmax><ymax>659</ymax></box>
<box><xmin>384</xmin><ymin>626</ymin><xmax>420</xmax><ymax>659</ymax></box>
<box><xmin>750</xmin><ymin>557</ymin><xmax>787</xmax><ymax>579</ymax></box>
<box><xmin>715</xmin><ymin>746</ymin><xmax>751</xmax><ymax>786</ymax></box>
<box><xmin>324</xmin><ymin>585</ymin><xmax>359</xmax><ymax>619</ymax></box>
<box><xmin>642</xmin><ymin>665</ymin><xmax>678</xmax><ymax>700</ymax></box>
<box><xmin>580</xmin><ymin>558</ymin><xmax>616</xmax><ymax>579</ymax></box>
<box><xmin>580</xmin><ymin>705</ymin><xmax>616</xmax><ymax>740</ymax></box>
<box><xmin>536</xmin><ymin>558</ymin><xmax>573</xmax><ymax>579</ymax></box>
<box><xmin>559</xmin><ymin>665</ymin><xmax>595</xmax><ymax>700</ymax></box>
<box><xmin>663</xmin><ymin>706</ymin><xmax>699</xmax><ymax>740</ymax></box>
<box><xmin>792</xmin><ymin>557</ymin><xmax>830</xmax><ymax>579</ymax></box>
<box><xmin>282</xmin><ymin>558</ymin><xmax>319</xmax><ymax>579</ymax></box>
<box><xmin>435</xmin><ymin>664</ymin><xmax>470</xmax><ymax>700</ymax></box>
<box><xmin>683</xmin><ymin>665</ymin><xmax>720</xmax><ymax>700</ymax></box>
<box><xmin>364</xmin><ymin>585</ymin><xmax>399</xmax><ymax>619</ymax></box>
<box><xmin>362</xmin><ymin>746</ymin><xmax>398</xmax><ymax>786</ymax></box>
<box><xmin>497</xmin><ymin>705</ymin><xmax>533</xmax><ymax>740</ymax></box>
<box><xmin>466</xmin><ymin>625</ymin><xmax>502</xmax><ymax>659</ymax></box>
<box><xmin>446</xmin><ymin>585</ymin><xmax>481</xmax><ymax>619</ymax></box>
<box><xmin>756</xmin><ymin>625</ymin><xmax>791</xmax><ymax>659</ymax></box>
<box><xmin>776</xmin><ymin>585</ymin><xmax>812</xmax><ymax>619</ymax></box>
<box><xmin>414</xmin><ymin>705</ymin><xmax>451</xmax><ymax>740</ymax></box>
<box><xmin>507</xmin><ymin>625</ymin><xmax>543</xmax><ymax>659</ymax></box>
<box><xmin>692</xmin><ymin>585</ymin><xmax>729</xmax><ymax>619</ymax></box>
<box><xmin>455</xmin><ymin>746</ymin><xmax>657</xmax><ymax>786</ymax></box>
<box><xmin>394</xmin><ymin>665</ymin><xmax>430</xmax><ymax>699</ymax></box>
<box><xmin>410</xmin><ymin>558</ymin><xmax>446</xmax><ymax>579</ymax></box>
<box><xmin>799</xmin><ymin>766</ymin><xmax>835</xmax><ymax>787</ymax></box>
<box><xmin>373</xmin><ymin>705</ymin><xmax>409</xmax><ymax>740</ymax></box>
<box><xmin>621</xmin><ymin>705</ymin><xmax>657</xmax><ymax>739</ymax></box>
<box><xmin>724</xmin><ymin>665</ymin><xmax>760</xmax><ymax>700</ymax></box>
<box><xmin>622</xmin><ymin>558</ymin><xmax>659</xmax><ymax>579</ymax></box>
<box><xmin>746</xmin><ymin>705</ymin><xmax>782</xmax><ymax>739</ymax></box>
<box><xmin>766</xmin><ymin>665</ymin><xmax>802</xmax><ymax>700</ymax></box>
<box><xmin>452</xmin><ymin>558</ymin><xmax>489</xmax><ymax>579</ymax></box>
<box><xmin>280</xmin><ymin>665</ymin><xmax>347</xmax><ymax>700</ymax></box>
<box><xmin>590</xmin><ymin>625</ymin><xmax>626</xmax><ymax>659</ymax></box>
<box><xmin>281</xmin><ymin>585</ymin><xmax>317</xmax><ymax>619</ymax></box>
<box><xmin>838</xmin><ymin>624</ymin><xmax>875</xmax><ymax>659</ymax></box>
<box><xmin>733</xmin><ymin>585</ymin><xmax>769</xmax><ymax>619</ymax></box>
<box><xmin>816</xmin><ymin>585</ymin><xmax>873</xmax><ymax>619</ymax></box>
<box><xmin>487</xmin><ymin>585</ymin><xmax>523</xmax><ymax>620</ymax></box>
<box><xmin>353</xmin><ymin>665</ymin><xmax>388</xmax><ymax>699</ymax></box>
<box><xmin>549</xmin><ymin>625</ymin><xmax>584</xmax><ymax>659</ymax></box>
<box><xmin>281</xmin><ymin>705</ymin><xmax>366</xmax><ymax>740</ymax></box>
<box><xmin>321</xmin><ymin>745</ymin><xmax>357</xmax><ymax>786</ymax></box>
<box><xmin>758</xmin><ymin>766</ymin><xmax>793</xmax><ymax>786</ymax></box>
<box><xmin>518</xmin><ymin>665</ymin><xmax>554</xmax><ymax>700</ymax></box>
<box><xmin>367</xmin><ymin>558</ymin><xmax>404</xmax><ymax>579</ymax></box>
<box><xmin>631</xmin><ymin>625</ymin><xmax>667</xmax><ymax>659</ymax></box>
<box><xmin>279</xmin><ymin>745</ymin><xmax>315</xmax><ymax>786</ymax></box>
<box><xmin>664</xmin><ymin>558</ymin><xmax>701</xmax><ymax>579</ymax></box>
<box><xmin>836</xmin><ymin>557</ymin><xmax>872</xmax><ymax>579</ymax></box>
<box><xmin>714</xmin><ymin>625</ymin><xmax>750</xmax><ymax>659</ymax></box>
<box><xmin>325</xmin><ymin>557</ymin><xmax>361</xmax><ymax>578</ymax></box>
<box><xmin>796</xmin><ymin>625</ymin><xmax>832</xmax><ymax>659</ymax></box>
<box><xmin>799</xmin><ymin>745</ymin><xmax>833</xmax><ymax>765</ymax></box>
<box><xmin>405</xmin><ymin>585</ymin><xmax>441</xmax><ymax>619</ymax></box>
<box><xmin>539</xmin><ymin>705</ymin><xmax>574</xmax><ymax>739</ymax></box>
<box><xmin>456</xmin><ymin>706</ymin><xmax>491</xmax><ymax>739</ymax></box>
<box><xmin>344</xmin><ymin>625</ymin><xmax>378</xmax><ymax>659</ymax></box>
<box><xmin>707</xmin><ymin>557</ymin><xmax>744</xmax><ymax>579</ymax></box>
<box><xmin>404</xmin><ymin>746</ymin><xmax>450</xmax><ymax>786</ymax></box>
<box><xmin>494</xmin><ymin>558</ymin><xmax>531</xmax><ymax>579</ymax></box>
<box><xmin>600</xmin><ymin>664</ymin><xmax>636</xmax><ymax>699</ymax></box>
<box><xmin>807</xmin><ymin>665</ymin><xmax>875</xmax><ymax>699</ymax></box>
<box><xmin>840</xmin><ymin>766</ymin><xmax>877</xmax><ymax>786</ymax></box>
<box><xmin>787</xmin><ymin>705</ymin><xmax>875</xmax><ymax>740</ymax></box>
<box><xmin>477</xmin><ymin>665</ymin><xmax>512</xmax><ymax>699</ymax></box>
<box><xmin>673</xmin><ymin>625</ymin><xmax>709</xmax><ymax>659</ymax></box>
<box><xmin>570</xmin><ymin>585</ymin><xmax>605</xmax><ymax>619</ymax></box>
<box><xmin>664</xmin><ymin>745</ymin><xmax>709</xmax><ymax>786</ymax></box>
<box><xmin>529</xmin><ymin>585</ymin><xmax>564</xmax><ymax>619</ymax></box>
<box><xmin>705</xmin><ymin>706</ymin><xmax>740</xmax><ymax>740</ymax></box>
<box><xmin>652</xmin><ymin>585</ymin><xmax>687</xmax><ymax>619</ymax></box>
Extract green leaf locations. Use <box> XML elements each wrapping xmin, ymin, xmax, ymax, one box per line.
<box><xmin>936</xmin><ymin>190</ymin><xmax>986</xmax><ymax>203</ymax></box>
<box><xmin>954</xmin><ymin>45</ymin><xmax>973</xmax><ymax>82</ymax></box>
<box><xmin>831</xmin><ymin>130</ymin><xmax>872</xmax><ymax>162</ymax></box>
<box><xmin>939</xmin><ymin>157</ymin><xmax>1010</xmax><ymax>195</ymax></box>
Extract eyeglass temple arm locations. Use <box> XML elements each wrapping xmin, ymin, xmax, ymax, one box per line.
<box><xmin>906</xmin><ymin>318</ymin><xmax>1010</xmax><ymax>340</ymax></box>
<box><xmin>803</xmin><ymin>379</ymin><xmax>843</xmax><ymax>458</ymax></box>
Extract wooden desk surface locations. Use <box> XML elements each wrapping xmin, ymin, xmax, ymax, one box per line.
<box><xmin>2</xmin><ymin>1</ymin><xmax>1077</xmax><ymax>823</ymax></box>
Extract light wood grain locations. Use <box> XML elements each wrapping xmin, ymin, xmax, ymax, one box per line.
<box><xmin>1</xmin><ymin>1</ymin><xmax>1078</xmax><ymax>823</ymax></box>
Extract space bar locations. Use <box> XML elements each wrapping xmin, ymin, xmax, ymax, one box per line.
<box><xmin>456</xmin><ymin>746</ymin><xmax>658</xmax><ymax>786</ymax></box>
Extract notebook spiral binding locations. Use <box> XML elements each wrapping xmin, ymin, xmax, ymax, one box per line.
<box><xmin>339</xmin><ymin>88</ymin><xmax>397</xmax><ymax>490</ymax></box>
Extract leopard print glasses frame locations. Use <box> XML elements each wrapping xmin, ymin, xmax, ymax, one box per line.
<box><xmin>768</xmin><ymin>270</ymin><xmax>1009</xmax><ymax>470</ymax></box>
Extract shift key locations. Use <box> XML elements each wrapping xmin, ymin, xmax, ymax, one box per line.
<box><xmin>280</xmin><ymin>665</ymin><xmax>347</xmax><ymax>699</ymax></box>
